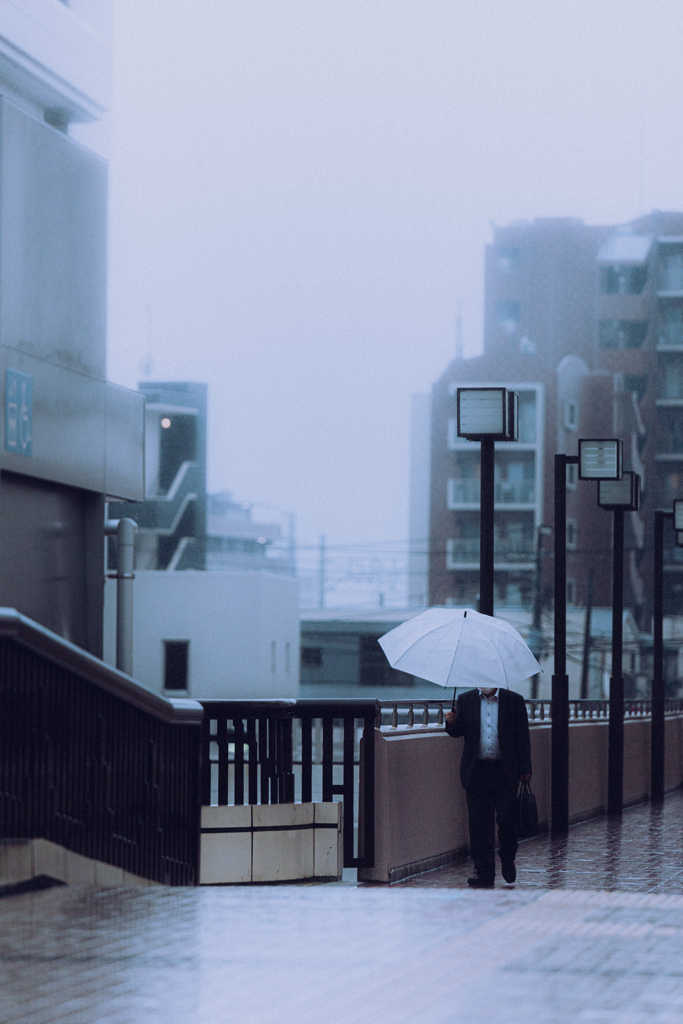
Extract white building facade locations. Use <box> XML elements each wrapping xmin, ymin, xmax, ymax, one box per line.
<box><xmin>104</xmin><ymin>570</ymin><xmax>300</xmax><ymax>699</ymax></box>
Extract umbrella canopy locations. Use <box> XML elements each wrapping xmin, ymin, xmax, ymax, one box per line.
<box><xmin>378</xmin><ymin>607</ymin><xmax>541</xmax><ymax>690</ymax></box>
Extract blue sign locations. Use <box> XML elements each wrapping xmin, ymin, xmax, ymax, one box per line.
<box><xmin>5</xmin><ymin>369</ymin><xmax>33</xmax><ymax>456</ymax></box>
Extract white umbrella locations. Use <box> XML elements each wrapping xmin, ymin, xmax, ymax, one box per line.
<box><xmin>378</xmin><ymin>607</ymin><xmax>541</xmax><ymax>691</ymax></box>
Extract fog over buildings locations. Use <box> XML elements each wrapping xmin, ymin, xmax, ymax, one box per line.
<box><xmin>103</xmin><ymin>1</ymin><xmax>683</xmax><ymax>571</ymax></box>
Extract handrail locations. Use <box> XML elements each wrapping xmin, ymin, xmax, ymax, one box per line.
<box><xmin>198</xmin><ymin>698</ymin><xmax>376</xmax><ymax>869</ymax></box>
<box><xmin>0</xmin><ymin>607</ymin><xmax>203</xmax><ymax>726</ymax></box>
<box><xmin>375</xmin><ymin>696</ymin><xmax>683</xmax><ymax>730</ymax></box>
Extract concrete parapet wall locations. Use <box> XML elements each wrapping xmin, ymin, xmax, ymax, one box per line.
<box><xmin>359</xmin><ymin>716</ymin><xmax>683</xmax><ymax>883</ymax></box>
<box><xmin>199</xmin><ymin>802</ymin><xmax>342</xmax><ymax>884</ymax></box>
<box><xmin>0</xmin><ymin>838</ymin><xmax>155</xmax><ymax>890</ymax></box>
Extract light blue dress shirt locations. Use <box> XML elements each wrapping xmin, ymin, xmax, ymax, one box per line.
<box><xmin>477</xmin><ymin>690</ymin><xmax>501</xmax><ymax>760</ymax></box>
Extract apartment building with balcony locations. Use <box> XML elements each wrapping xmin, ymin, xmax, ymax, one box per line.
<box><xmin>429</xmin><ymin>213</ymin><xmax>683</xmax><ymax>624</ymax></box>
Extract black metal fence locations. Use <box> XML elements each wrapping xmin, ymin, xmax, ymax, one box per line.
<box><xmin>0</xmin><ymin>613</ymin><xmax>203</xmax><ymax>885</ymax></box>
<box><xmin>199</xmin><ymin>699</ymin><xmax>375</xmax><ymax>869</ymax></box>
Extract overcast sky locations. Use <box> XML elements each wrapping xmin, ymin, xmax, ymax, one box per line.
<box><xmin>106</xmin><ymin>1</ymin><xmax>683</xmax><ymax>550</ymax></box>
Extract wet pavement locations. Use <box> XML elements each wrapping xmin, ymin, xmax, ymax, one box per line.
<box><xmin>395</xmin><ymin>789</ymin><xmax>683</xmax><ymax>893</ymax></box>
<box><xmin>1</xmin><ymin>794</ymin><xmax>683</xmax><ymax>1023</ymax></box>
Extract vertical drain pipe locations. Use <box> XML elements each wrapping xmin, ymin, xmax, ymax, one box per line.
<box><xmin>105</xmin><ymin>517</ymin><xmax>137</xmax><ymax>676</ymax></box>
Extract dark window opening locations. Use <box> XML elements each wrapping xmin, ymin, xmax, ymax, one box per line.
<box><xmin>659</xmin><ymin>410</ymin><xmax>683</xmax><ymax>454</ymax></box>
<box><xmin>599</xmin><ymin>320</ymin><xmax>648</xmax><ymax>349</ymax></box>
<box><xmin>159</xmin><ymin>414</ymin><xmax>198</xmax><ymax>493</ymax></box>
<box><xmin>600</xmin><ymin>265</ymin><xmax>647</xmax><ymax>295</ymax></box>
<box><xmin>624</xmin><ymin>375</ymin><xmax>648</xmax><ymax>401</ymax></box>
<box><xmin>164</xmin><ymin>640</ymin><xmax>189</xmax><ymax>690</ymax></box>
<box><xmin>496</xmin><ymin>300</ymin><xmax>521</xmax><ymax>334</ymax></box>
<box><xmin>497</xmin><ymin>247</ymin><xmax>521</xmax><ymax>273</ymax></box>
<box><xmin>301</xmin><ymin>646</ymin><xmax>322</xmax><ymax>667</ymax></box>
<box><xmin>660</xmin><ymin>251</ymin><xmax>683</xmax><ymax>292</ymax></box>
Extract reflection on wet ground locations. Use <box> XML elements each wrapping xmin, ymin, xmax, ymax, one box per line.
<box><xmin>2</xmin><ymin>794</ymin><xmax>683</xmax><ymax>1022</ymax></box>
<box><xmin>393</xmin><ymin>789</ymin><xmax>683</xmax><ymax>892</ymax></box>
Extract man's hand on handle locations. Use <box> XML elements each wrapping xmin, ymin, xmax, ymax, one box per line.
<box><xmin>445</xmin><ymin>710</ymin><xmax>457</xmax><ymax>725</ymax></box>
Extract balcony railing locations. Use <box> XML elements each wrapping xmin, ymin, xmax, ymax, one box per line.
<box><xmin>199</xmin><ymin>699</ymin><xmax>375</xmax><ymax>870</ymax></box>
<box><xmin>375</xmin><ymin>697</ymin><xmax>683</xmax><ymax>730</ymax></box>
<box><xmin>447</xmin><ymin>539</ymin><xmax>535</xmax><ymax>564</ymax></box>
<box><xmin>448</xmin><ymin>480</ymin><xmax>536</xmax><ymax>505</ymax></box>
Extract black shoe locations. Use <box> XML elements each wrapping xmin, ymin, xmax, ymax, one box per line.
<box><xmin>467</xmin><ymin>874</ymin><xmax>494</xmax><ymax>888</ymax></box>
<box><xmin>500</xmin><ymin>860</ymin><xmax>516</xmax><ymax>884</ymax></box>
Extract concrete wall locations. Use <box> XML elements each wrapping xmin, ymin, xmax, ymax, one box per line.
<box><xmin>359</xmin><ymin>716</ymin><xmax>683</xmax><ymax>883</ymax></box>
<box><xmin>0</xmin><ymin>97</ymin><xmax>143</xmax><ymax>656</ymax></box>
<box><xmin>104</xmin><ymin>569</ymin><xmax>300</xmax><ymax>699</ymax></box>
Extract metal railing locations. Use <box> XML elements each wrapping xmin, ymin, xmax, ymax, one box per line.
<box><xmin>376</xmin><ymin>697</ymin><xmax>683</xmax><ymax>730</ymax></box>
<box><xmin>198</xmin><ymin>699</ymin><xmax>375</xmax><ymax>869</ymax></box>
<box><xmin>0</xmin><ymin>608</ymin><xmax>203</xmax><ymax>885</ymax></box>
<box><xmin>447</xmin><ymin>538</ymin><xmax>535</xmax><ymax>564</ymax></box>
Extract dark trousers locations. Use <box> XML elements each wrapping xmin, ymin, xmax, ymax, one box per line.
<box><xmin>466</xmin><ymin>760</ymin><xmax>518</xmax><ymax>879</ymax></box>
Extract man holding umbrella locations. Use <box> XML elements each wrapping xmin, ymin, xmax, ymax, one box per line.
<box><xmin>445</xmin><ymin>685</ymin><xmax>531</xmax><ymax>888</ymax></box>
<box><xmin>378</xmin><ymin>607</ymin><xmax>538</xmax><ymax>889</ymax></box>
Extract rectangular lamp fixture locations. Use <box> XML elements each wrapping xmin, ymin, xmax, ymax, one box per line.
<box><xmin>578</xmin><ymin>439</ymin><xmax>623</xmax><ymax>481</ymax></box>
<box><xmin>598</xmin><ymin>471</ymin><xmax>640</xmax><ymax>511</ymax></box>
<box><xmin>456</xmin><ymin>387</ymin><xmax>518</xmax><ymax>441</ymax></box>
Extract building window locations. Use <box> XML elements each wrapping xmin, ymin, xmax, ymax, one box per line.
<box><xmin>495</xmin><ymin>455</ymin><xmax>536</xmax><ymax>504</ymax></box>
<box><xmin>497</xmin><ymin>247</ymin><xmax>520</xmax><ymax>273</ymax></box>
<box><xmin>624</xmin><ymin>375</ymin><xmax>648</xmax><ymax>401</ymax></box>
<box><xmin>164</xmin><ymin>640</ymin><xmax>189</xmax><ymax>691</ymax></box>
<box><xmin>301</xmin><ymin>646</ymin><xmax>322</xmax><ymax>667</ymax></box>
<box><xmin>600</xmin><ymin>264</ymin><xmax>647</xmax><ymax>295</ymax></box>
<box><xmin>566</xmin><ymin>580</ymin><xmax>577</xmax><ymax>605</ymax></box>
<box><xmin>659</xmin><ymin>305</ymin><xmax>683</xmax><ymax>347</ymax></box>
<box><xmin>566</xmin><ymin>520</ymin><xmax>577</xmax><ymax>551</ymax></box>
<box><xmin>659</xmin><ymin>470</ymin><xmax>683</xmax><ymax>506</ymax></box>
<box><xmin>598</xmin><ymin>320</ymin><xmax>648</xmax><ymax>350</ymax></box>
<box><xmin>660</xmin><ymin>250</ymin><xmax>683</xmax><ymax>292</ymax></box>
<box><xmin>564</xmin><ymin>400</ymin><xmax>579</xmax><ymax>430</ymax></box>
<box><xmin>497</xmin><ymin>301</ymin><xmax>521</xmax><ymax>334</ymax></box>
<box><xmin>566</xmin><ymin>463</ymin><xmax>578</xmax><ymax>490</ymax></box>
<box><xmin>662</xmin><ymin>362</ymin><xmax>683</xmax><ymax>400</ymax></box>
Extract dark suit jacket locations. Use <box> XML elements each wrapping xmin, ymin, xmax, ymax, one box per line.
<box><xmin>445</xmin><ymin>687</ymin><xmax>532</xmax><ymax>790</ymax></box>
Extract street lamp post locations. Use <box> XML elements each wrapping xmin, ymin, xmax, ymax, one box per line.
<box><xmin>456</xmin><ymin>388</ymin><xmax>518</xmax><ymax>616</ymax></box>
<box><xmin>551</xmin><ymin>439</ymin><xmax>623</xmax><ymax>835</ymax></box>
<box><xmin>598</xmin><ymin>471</ymin><xmax>641</xmax><ymax>816</ymax></box>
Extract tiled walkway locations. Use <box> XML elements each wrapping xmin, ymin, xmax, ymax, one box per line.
<box><xmin>396</xmin><ymin>790</ymin><xmax>683</xmax><ymax>893</ymax></box>
<box><xmin>2</xmin><ymin>796</ymin><xmax>683</xmax><ymax>1024</ymax></box>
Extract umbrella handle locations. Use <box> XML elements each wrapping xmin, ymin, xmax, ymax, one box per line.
<box><xmin>451</xmin><ymin>687</ymin><xmax>456</xmax><ymax>711</ymax></box>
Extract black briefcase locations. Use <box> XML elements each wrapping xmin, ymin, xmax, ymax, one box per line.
<box><xmin>517</xmin><ymin>780</ymin><xmax>539</xmax><ymax>838</ymax></box>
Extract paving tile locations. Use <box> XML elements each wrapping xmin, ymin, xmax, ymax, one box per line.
<box><xmin>2</xmin><ymin>795</ymin><xmax>683</xmax><ymax>1022</ymax></box>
